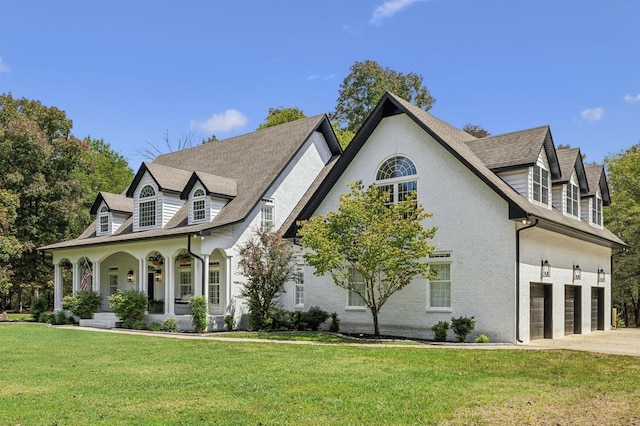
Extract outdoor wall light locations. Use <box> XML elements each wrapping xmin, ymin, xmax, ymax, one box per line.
<box><xmin>573</xmin><ymin>265</ymin><xmax>581</xmax><ymax>281</ymax></box>
<box><xmin>597</xmin><ymin>268</ymin><xmax>605</xmax><ymax>283</ymax></box>
<box><xmin>541</xmin><ymin>260</ymin><xmax>551</xmax><ymax>277</ymax></box>
<box><xmin>155</xmin><ymin>269</ymin><xmax>162</xmax><ymax>282</ymax></box>
<box><xmin>127</xmin><ymin>270</ymin><xmax>134</xmax><ymax>282</ymax></box>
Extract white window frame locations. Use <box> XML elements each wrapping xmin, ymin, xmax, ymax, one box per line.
<box><xmin>179</xmin><ymin>271</ymin><xmax>192</xmax><ymax>298</ymax></box>
<box><xmin>592</xmin><ymin>196</ymin><xmax>602</xmax><ymax>226</ymax></box>
<box><xmin>347</xmin><ymin>268</ymin><xmax>367</xmax><ymax>309</ymax></box>
<box><xmin>208</xmin><ymin>262</ymin><xmax>220</xmax><ymax>306</ymax></box>
<box><xmin>532</xmin><ymin>165</ymin><xmax>549</xmax><ymax>205</ymax></box>
<box><xmin>566</xmin><ymin>183</ymin><xmax>579</xmax><ymax>217</ymax></box>
<box><xmin>375</xmin><ymin>156</ymin><xmax>418</xmax><ymax>206</ymax></box>
<box><xmin>427</xmin><ymin>252</ymin><xmax>452</xmax><ymax>312</ymax></box>
<box><xmin>192</xmin><ymin>188</ymin><xmax>206</xmax><ymax>223</ymax></box>
<box><xmin>261</xmin><ymin>198</ymin><xmax>275</xmax><ymax>232</ymax></box>
<box><xmin>138</xmin><ymin>185</ymin><xmax>157</xmax><ymax>228</ymax></box>
<box><xmin>99</xmin><ymin>206</ymin><xmax>109</xmax><ymax>234</ymax></box>
<box><xmin>109</xmin><ymin>272</ymin><xmax>118</xmax><ymax>295</ymax></box>
<box><xmin>294</xmin><ymin>254</ymin><xmax>304</xmax><ymax>308</ymax></box>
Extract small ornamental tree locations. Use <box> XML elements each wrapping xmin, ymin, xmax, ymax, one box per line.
<box><xmin>237</xmin><ymin>229</ymin><xmax>295</xmax><ymax>331</ymax></box>
<box><xmin>299</xmin><ymin>181</ymin><xmax>437</xmax><ymax>336</ymax></box>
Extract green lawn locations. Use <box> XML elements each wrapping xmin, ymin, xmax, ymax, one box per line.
<box><xmin>1</xmin><ymin>324</ymin><xmax>638</xmax><ymax>425</ymax></box>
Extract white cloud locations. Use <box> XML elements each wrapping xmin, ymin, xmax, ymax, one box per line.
<box><xmin>624</xmin><ymin>93</ymin><xmax>640</xmax><ymax>105</ymax></box>
<box><xmin>370</xmin><ymin>0</ymin><xmax>423</xmax><ymax>25</ymax></box>
<box><xmin>190</xmin><ymin>109</ymin><xmax>248</xmax><ymax>134</ymax></box>
<box><xmin>308</xmin><ymin>73</ymin><xmax>335</xmax><ymax>81</ymax></box>
<box><xmin>0</xmin><ymin>56</ymin><xmax>9</xmax><ymax>73</ymax></box>
<box><xmin>580</xmin><ymin>107</ymin><xmax>604</xmax><ymax>122</ymax></box>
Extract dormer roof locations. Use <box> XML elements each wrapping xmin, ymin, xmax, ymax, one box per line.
<box><xmin>554</xmin><ymin>148</ymin><xmax>589</xmax><ymax>193</ymax></box>
<box><xmin>585</xmin><ymin>165</ymin><xmax>611</xmax><ymax>206</ymax></box>
<box><xmin>180</xmin><ymin>171</ymin><xmax>238</xmax><ymax>200</ymax></box>
<box><xmin>89</xmin><ymin>192</ymin><xmax>133</xmax><ymax>215</ymax></box>
<box><xmin>465</xmin><ymin>126</ymin><xmax>561</xmax><ymax>179</ymax></box>
<box><xmin>125</xmin><ymin>162</ymin><xmax>193</xmax><ymax>197</ymax></box>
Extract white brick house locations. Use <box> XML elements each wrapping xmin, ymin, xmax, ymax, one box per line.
<box><xmin>284</xmin><ymin>93</ymin><xmax>625</xmax><ymax>343</ymax></box>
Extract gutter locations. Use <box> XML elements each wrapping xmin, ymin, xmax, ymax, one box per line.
<box><xmin>515</xmin><ymin>217</ymin><xmax>539</xmax><ymax>344</ymax></box>
<box><xmin>187</xmin><ymin>233</ymin><xmax>206</xmax><ymax>297</ymax></box>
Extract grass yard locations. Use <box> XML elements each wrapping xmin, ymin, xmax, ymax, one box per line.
<box><xmin>1</xmin><ymin>324</ymin><xmax>639</xmax><ymax>425</ymax></box>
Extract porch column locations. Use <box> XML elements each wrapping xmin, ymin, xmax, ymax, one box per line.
<box><xmin>194</xmin><ymin>256</ymin><xmax>203</xmax><ymax>297</ymax></box>
<box><xmin>72</xmin><ymin>262</ymin><xmax>80</xmax><ymax>294</ymax></box>
<box><xmin>92</xmin><ymin>261</ymin><xmax>101</xmax><ymax>293</ymax></box>
<box><xmin>165</xmin><ymin>255</ymin><xmax>174</xmax><ymax>314</ymax></box>
<box><xmin>54</xmin><ymin>263</ymin><xmax>63</xmax><ymax>311</ymax></box>
<box><xmin>138</xmin><ymin>257</ymin><xmax>145</xmax><ymax>294</ymax></box>
<box><xmin>203</xmin><ymin>255</ymin><xmax>210</xmax><ymax>313</ymax></box>
<box><xmin>225</xmin><ymin>255</ymin><xmax>232</xmax><ymax>313</ymax></box>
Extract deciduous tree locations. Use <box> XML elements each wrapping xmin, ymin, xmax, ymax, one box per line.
<box><xmin>462</xmin><ymin>124</ymin><xmax>490</xmax><ymax>138</ymax></box>
<box><xmin>298</xmin><ymin>181</ymin><xmax>437</xmax><ymax>336</ymax></box>
<box><xmin>333</xmin><ymin>60</ymin><xmax>435</xmax><ymax>133</ymax></box>
<box><xmin>257</xmin><ymin>107</ymin><xmax>306</xmax><ymax>130</ymax></box>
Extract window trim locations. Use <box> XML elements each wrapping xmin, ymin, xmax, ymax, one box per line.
<box><xmin>260</xmin><ymin>198</ymin><xmax>275</xmax><ymax>232</ymax></box>
<box><xmin>427</xmin><ymin>252</ymin><xmax>452</xmax><ymax>312</ymax></box>
<box><xmin>346</xmin><ymin>268</ymin><xmax>367</xmax><ymax>310</ymax></box>
<box><xmin>294</xmin><ymin>254</ymin><xmax>304</xmax><ymax>308</ymax></box>
<box><xmin>374</xmin><ymin>156</ymin><xmax>418</xmax><ymax>206</ymax></box>
<box><xmin>98</xmin><ymin>206</ymin><xmax>109</xmax><ymax>234</ymax></box>
<box><xmin>591</xmin><ymin>196</ymin><xmax>603</xmax><ymax>226</ymax></box>
<box><xmin>208</xmin><ymin>264</ymin><xmax>221</xmax><ymax>306</ymax></box>
<box><xmin>192</xmin><ymin>188</ymin><xmax>207</xmax><ymax>223</ymax></box>
<box><xmin>138</xmin><ymin>185</ymin><xmax>157</xmax><ymax>228</ymax></box>
<box><xmin>532</xmin><ymin>165</ymin><xmax>550</xmax><ymax>205</ymax></box>
<box><xmin>566</xmin><ymin>183</ymin><xmax>579</xmax><ymax>217</ymax></box>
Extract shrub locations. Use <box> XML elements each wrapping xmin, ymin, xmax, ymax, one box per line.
<box><xmin>431</xmin><ymin>321</ymin><xmax>449</xmax><ymax>342</ymax></box>
<box><xmin>474</xmin><ymin>334</ymin><xmax>490</xmax><ymax>343</ymax></box>
<box><xmin>162</xmin><ymin>318</ymin><xmax>178</xmax><ymax>332</ymax></box>
<box><xmin>131</xmin><ymin>320</ymin><xmax>147</xmax><ymax>330</ymax></box>
<box><xmin>38</xmin><ymin>312</ymin><xmax>51</xmax><ymax>323</ymax></box>
<box><xmin>30</xmin><ymin>296</ymin><xmax>48</xmax><ymax>321</ymax></box>
<box><xmin>63</xmin><ymin>292</ymin><xmax>102</xmax><ymax>319</ymax></box>
<box><xmin>149</xmin><ymin>322</ymin><xmax>162</xmax><ymax>332</ymax></box>
<box><xmin>49</xmin><ymin>311</ymin><xmax>68</xmax><ymax>325</ymax></box>
<box><xmin>224</xmin><ymin>314</ymin><xmax>234</xmax><ymax>331</ymax></box>
<box><xmin>329</xmin><ymin>312</ymin><xmax>340</xmax><ymax>333</ymax></box>
<box><xmin>108</xmin><ymin>290</ymin><xmax>147</xmax><ymax>329</ymax></box>
<box><xmin>305</xmin><ymin>306</ymin><xmax>330</xmax><ymax>331</ymax></box>
<box><xmin>189</xmin><ymin>295</ymin><xmax>208</xmax><ymax>333</ymax></box>
<box><xmin>451</xmin><ymin>316</ymin><xmax>476</xmax><ymax>343</ymax></box>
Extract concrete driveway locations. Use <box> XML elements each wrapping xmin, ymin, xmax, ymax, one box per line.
<box><xmin>524</xmin><ymin>328</ymin><xmax>640</xmax><ymax>357</ymax></box>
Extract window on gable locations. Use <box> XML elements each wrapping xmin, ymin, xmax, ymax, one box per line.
<box><xmin>375</xmin><ymin>156</ymin><xmax>418</xmax><ymax>206</ymax></box>
<box><xmin>139</xmin><ymin>185</ymin><xmax>156</xmax><ymax>228</ymax></box>
<box><xmin>193</xmin><ymin>188</ymin><xmax>206</xmax><ymax>222</ymax></box>
<box><xmin>261</xmin><ymin>198</ymin><xmax>274</xmax><ymax>232</ymax></box>
<box><xmin>532</xmin><ymin>166</ymin><xmax>549</xmax><ymax>205</ymax></box>
<box><xmin>566</xmin><ymin>183</ymin><xmax>579</xmax><ymax>217</ymax></box>
<box><xmin>347</xmin><ymin>268</ymin><xmax>366</xmax><ymax>308</ymax></box>
<box><xmin>592</xmin><ymin>196</ymin><xmax>602</xmax><ymax>226</ymax></box>
<box><xmin>99</xmin><ymin>206</ymin><xmax>109</xmax><ymax>234</ymax></box>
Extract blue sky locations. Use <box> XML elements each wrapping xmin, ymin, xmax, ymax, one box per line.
<box><xmin>1</xmin><ymin>0</ymin><xmax>639</xmax><ymax>167</ymax></box>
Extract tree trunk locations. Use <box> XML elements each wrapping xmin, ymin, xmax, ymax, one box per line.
<box><xmin>371</xmin><ymin>307</ymin><xmax>379</xmax><ymax>336</ymax></box>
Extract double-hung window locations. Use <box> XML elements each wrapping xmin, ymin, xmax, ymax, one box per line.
<box><xmin>261</xmin><ymin>199</ymin><xmax>275</xmax><ymax>232</ymax></box>
<box><xmin>592</xmin><ymin>196</ymin><xmax>602</xmax><ymax>226</ymax></box>
<box><xmin>192</xmin><ymin>188</ymin><xmax>206</xmax><ymax>222</ymax></box>
<box><xmin>138</xmin><ymin>185</ymin><xmax>156</xmax><ymax>228</ymax></box>
<box><xmin>428</xmin><ymin>253</ymin><xmax>452</xmax><ymax>310</ymax></box>
<box><xmin>109</xmin><ymin>272</ymin><xmax>118</xmax><ymax>295</ymax></box>
<box><xmin>99</xmin><ymin>206</ymin><xmax>109</xmax><ymax>234</ymax></box>
<box><xmin>566</xmin><ymin>183</ymin><xmax>579</xmax><ymax>217</ymax></box>
<box><xmin>179</xmin><ymin>271</ymin><xmax>192</xmax><ymax>297</ymax></box>
<box><xmin>532</xmin><ymin>166</ymin><xmax>549</xmax><ymax>205</ymax></box>
<box><xmin>347</xmin><ymin>268</ymin><xmax>366</xmax><ymax>308</ymax></box>
<box><xmin>294</xmin><ymin>254</ymin><xmax>304</xmax><ymax>307</ymax></box>
<box><xmin>208</xmin><ymin>262</ymin><xmax>220</xmax><ymax>306</ymax></box>
<box><xmin>375</xmin><ymin>156</ymin><xmax>418</xmax><ymax>206</ymax></box>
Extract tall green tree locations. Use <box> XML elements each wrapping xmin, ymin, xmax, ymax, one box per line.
<box><xmin>462</xmin><ymin>124</ymin><xmax>491</xmax><ymax>138</ymax></box>
<box><xmin>0</xmin><ymin>93</ymin><xmax>132</xmax><ymax>311</ymax></box>
<box><xmin>236</xmin><ymin>229</ymin><xmax>295</xmax><ymax>330</ymax></box>
<box><xmin>82</xmin><ymin>137</ymin><xmax>133</xmax><ymax>196</ymax></box>
<box><xmin>299</xmin><ymin>181</ymin><xmax>437</xmax><ymax>336</ymax></box>
<box><xmin>333</xmin><ymin>60</ymin><xmax>436</xmax><ymax>134</ymax></box>
<box><xmin>605</xmin><ymin>144</ymin><xmax>640</xmax><ymax>326</ymax></box>
<box><xmin>257</xmin><ymin>107</ymin><xmax>306</xmax><ymax>130</ymax></box>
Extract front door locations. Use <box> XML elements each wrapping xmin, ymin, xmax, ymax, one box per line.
<box><xmin>147</xmin><ymin>272</ymin><xmax>155</xmax><ymax>301</ymax></box>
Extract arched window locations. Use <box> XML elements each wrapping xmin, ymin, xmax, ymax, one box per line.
<box><xmin>99</xmin><ymin>206</ymin><xmax>109</xmax><ymax>234</ymax></box>
<box><xmin>375</xmin><ymin>156</ymin><xmax>418</xmax><ymax>206</ymax></box>
<box><xmin>192</xmin><ymin>188</ymin><xmax>206</xmax><ymax>222</ymax></box>
<box><xmin>139</xmin><ymin>185</ymin><xmax>156</xmax><ymax>227</ymax></box>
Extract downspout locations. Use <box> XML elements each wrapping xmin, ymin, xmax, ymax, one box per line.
<box><xmin>516</xmin><ymin>217</ymin><xmax>539</xmax><ymax>344</ymax></box>
<box><xmin>187</xmin><ymin>233</ymin><xmax>206</xmax><ymax>296</ymax></box>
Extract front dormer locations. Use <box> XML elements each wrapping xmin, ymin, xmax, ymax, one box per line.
<box><xmin>180</xmin><ymin>171</ymin><xmax>237</xmax><ymax>225</ymax></box>
<box><xmin>135</xmin><ymin>180</ymin><xmax>160</xmax><ymax>231</ymax></box>
<box><xmin>90</xmin><ymin>192</ymin><xmax>133</xmax><ymax>236</ymax></box>
<box><xmin>583</xmin><ymin>164</ymin><xmax>610</xmax><ymax>229</ymax></box>
<box><xmin>530</xmin><ymin>153</ymin><xmax>551</xmax><ymax>209</ymax></box>
<box><xmin>553</xmin><ymin>148</ymin><xmax>589</xmax><ymax>221</ymax></box>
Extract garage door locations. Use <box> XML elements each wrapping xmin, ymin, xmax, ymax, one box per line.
<box><xmin>565</xmin><ymin>286</ymin><xmax>582</xmax><ymax>336</ymax></box>
<box><xmin>531</xmin><ymin>283</ymin><xmax>552</xmax><ymax>340</ymax></box>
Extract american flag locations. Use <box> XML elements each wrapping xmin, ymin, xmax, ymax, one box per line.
<box><xmin>80</xmin><ymin>266</ymin><xmax>91</xmax><ymax>292</ymax></box>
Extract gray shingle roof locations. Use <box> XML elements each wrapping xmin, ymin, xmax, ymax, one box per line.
<box><xmin>89</xmin><ymin>192</ymin><xmax>133</xmax><ymax>215</ymax></box>
<box><xmin>554</xmin><ymin>148</ymin><xmax>589</xmax><ymax>192</ymax></box>
<box><xmin>585</xmin><ymin>165</ymin><xmax>611</xmax><ymax>205</ymax></box>
<box><xmin>41</xmin><ymin>115</ymin><xmax>340</xmax><ymax>250</ymax></box>
<box><xmin>285</xmin><ymin>92</ymin><xmax>625</xmax><ymax>248</ymax></box>
<box><xmin>180</xmin><ymin>171</ymin><xmax>238</xmax><ymax>200</ymax></box>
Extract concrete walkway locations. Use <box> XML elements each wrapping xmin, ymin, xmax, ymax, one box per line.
<box><xmin>53</xmin><ymin>325</ymin><xmax>640</xmax><ymax>356</ymax></box>
<box><xmin>524</xmin><ymin>328</ymin><xmax>640</xmax><ymax>357</ymax></box>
